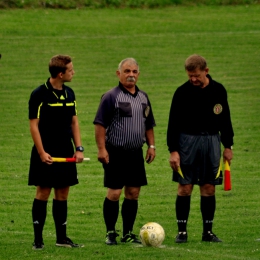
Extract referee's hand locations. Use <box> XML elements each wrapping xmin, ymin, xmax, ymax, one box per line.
<box><xmin>169</xmin><ymin>151</ymin><xmax>180</xmax><ymax>172</ymax></box>
<box><xmin>97</xmin><ymin>148</ymin><xmax>109</xmax><ymax>164</ymax></box>
<box><xmin>74</xmin><ymin>151</ymin><xmax>84</xmax><ymax>163</ymax></box>
<box><xmin>40</xmin><ymin>152</ymin><xmax>53</xmax><ymax>165</ymax></box>
<box><xmin>146</xmin><ymin>148</ymin><xmax>156</xmax><ymax>164</ymax></box>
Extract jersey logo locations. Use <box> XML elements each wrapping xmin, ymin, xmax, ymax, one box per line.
<box><xmin>213</xmin><ymin>104</ymin><xmax>223</xmax><ymax>114</ymax></box>
<box><xmin>145</xmin><ymin>106</ymin><xmax>150</xmax><ymax>117</ymax></box>
<box><xmin>60</xmin><ymin>95</ymin><xmax>65</xmax><ymax>100</ymax></box>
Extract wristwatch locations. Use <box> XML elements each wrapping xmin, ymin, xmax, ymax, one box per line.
<box><xmin>76</xmin><ymin>146</ymin><xmax>84</xmax><ymax>152</ymax></box>
<box><xmin>149</xmin><ymin>145</ymin><xmax>156</xmax><ymax>149</ymax></box>
<box><xmin>226</xmin><ymin>146</ymin><xmax>233</xmax><ymax>150</ymax></box>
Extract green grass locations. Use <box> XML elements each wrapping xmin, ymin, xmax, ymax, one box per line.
<box><xmin>0</xmin><ymin>0</ymin><xmax>259</xmax><ymax>9</ymax></box>
<box><xmin>0</xmin><ymin>5</ymin><xmax>260</xmax><ymax>260</ymax></box>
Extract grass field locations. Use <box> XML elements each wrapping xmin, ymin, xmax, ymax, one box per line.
<box><xmin>0</xmin><ymin>5</ymin><xmax>260</xmax><ymax>260</ymax></box>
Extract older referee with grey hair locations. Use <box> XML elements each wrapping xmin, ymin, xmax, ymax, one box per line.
<box><xmin>167</xmin><ymin>54</ymin><xmax>234</xmax><ymax>243</ymax></box>
<box><xmin>94</xmin><ymin>57</ymin><xmax>156</xmax><ymax>245</ymax></box>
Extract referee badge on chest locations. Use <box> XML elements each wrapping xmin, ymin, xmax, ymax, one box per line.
<box><xmin>213</xmin><ymin>104</ymin><xmax>223</xmax><ymax>115</ymax></box>
<box><xmin>145</xmin><ymin>106</ymin><xmax>150</xmax><ymax>117</ymax></box>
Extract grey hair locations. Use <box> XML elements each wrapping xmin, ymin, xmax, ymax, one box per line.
<box><xmin>118</xmin><ymin>58</ymin><xmax>139</xmax><ymax>72</ymax></box>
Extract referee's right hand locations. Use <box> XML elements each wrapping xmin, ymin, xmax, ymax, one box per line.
<box><xmin>98</xmin><ymin>148</ymin><xmax>109</xmax><ymax>164</ymax></box>
<box><xmin>40</xmin><ymin>152</ymin><xmax>53</xmax><ymax>164</ymax></box>
<box><xmin>169</xmin><ymin>151</ymin><xmax>180</xmax><ymax>172</ymax></box>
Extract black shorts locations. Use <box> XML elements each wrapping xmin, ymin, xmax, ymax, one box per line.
<box><xmin>103</xmin><ymin>146</ymin><xmax>147</xmax><ymax>189</ymax></box>
<box><xmin>173</xmin><ymin>133</ymin><xmax>222</xmax><ymax>186</ymax></box>
<box><xmin>28</xmin><ymin>142</ymin><xmax>78</xmax><ymax>188</ymax></box>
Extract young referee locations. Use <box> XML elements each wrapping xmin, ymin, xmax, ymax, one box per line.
<box><xmin>94</xmin><ymin>58</ymin><xmax>156</xmax><ymax>245</ymax></box>
<box><xmin>167</xmin><ymin>54</ymin><xmax>234</xmax><ymax>243</ymax></box>
<box><xmin>28</xmin><ymin>55</ymin><xmax>84</xmax><ymax>249</ymax></box>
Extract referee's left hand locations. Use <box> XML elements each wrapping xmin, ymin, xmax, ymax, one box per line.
<box><xmin>145</xmin><ymin>148</ymin><xmax>156</xmax><ymax>164</ymax></box>
<box><xmin>223</xmin><ymin>148</ymin><xmax>233</xmax><ymax>165</ymax></box>
<box><xmin>74</xmin><ymin>151</ymin><xmax>84</xmax><ymax>163</ymax></box>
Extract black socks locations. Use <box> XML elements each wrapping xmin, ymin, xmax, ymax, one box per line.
<box><xmin>176</xmin><ymin>195</ymin><xmax>191</xmax><ymax>233</ymax></box>
<box><xmin>52</xmin><ymin>199</ymin><xmax>67</xmax><ymax>242</ymax></box>
<box><xmin>121</xmin><ymin>198</ymin><xmax>138</xmax><ymax>236</ymax></box>
<box><xmin>103</xmin><ymin>197</ymin><xmax>138</xmax><ymax>236</ymax></box>
<box><xmin>201</xmin><ymin>195</ymin><xmax>216</xmax><ymax>234</ymax></box>
<box><xmin>32</xmin><ymin>198</ymin><xmax>47</xmax><ymax>243</ymax></box>
<box><xmin>103</xmin><ymin>197</ymin><xmax>119</xmax><ymax>232</ymax></box>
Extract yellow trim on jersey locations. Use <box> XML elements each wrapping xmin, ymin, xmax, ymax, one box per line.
<box><xmin>66</xmin><ymin>103</ymin><xmax>74</xmax><ymax>106</ymax></box>
<box><xmin>74</xmin><ymin>101</ymin><xmax>78</xmax><ymax>115</ymax></box>
<box><xmin>48</xmin><ymin>103</ymin><xmax>63</xmax><ymax>106</ymax></box>
<box><xmin>37</xmin><ymin>102</ymin><xmax>43</xmax><ymax>118</ymax></box>
<box><xmin>45</xmin><ymin>82</ymin><xmax>68</xmax><ymax>99</ymax></box>
<box><xmin>52</xmin><ymin>91</ymin><xmax>59</xmax><ymax>99</ymax></box>
<box><xmin>47</xmin><ymin>102</ymin><xmax>75</xmax><ymax>106</ymax></box>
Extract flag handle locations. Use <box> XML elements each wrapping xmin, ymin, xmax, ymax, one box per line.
<box><xmin>52</xmin><ymin>157</ymin><xmax>90</xmax><ymax>162</ymax></box>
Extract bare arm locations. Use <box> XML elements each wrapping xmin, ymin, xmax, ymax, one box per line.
<box><xmin>95</xmin><ymin>124</ymin><xmax>109</xmax><ymax>164</ymax></box>
<box><xmin>29</xmin><ymin>119</ymin><xmax>52</xmax><ymax>164</ymax></box>
<box><xmin>71</xmin><ymin>115</ymin><xmax>84</xmax><ymax>162</ymax></box>
<box><xmin>145</xmin><ymin>128</ymin><xmax>156</xmax><ymax>164</ymax></box>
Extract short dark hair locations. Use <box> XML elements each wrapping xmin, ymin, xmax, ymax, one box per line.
<box><xmin>49</xmin><ymin>55</ymin><xmax>72</xmax><ymax>78</ymax></box>
<box><xmin>185</xmin><ymin>54</ymin><xmax>207</xmax><ymax>71</ymax></box>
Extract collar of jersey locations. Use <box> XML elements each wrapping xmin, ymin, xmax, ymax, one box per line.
<box><xmin>118</xmin><ymin>82</ymin><xmax>139</xmax><ymax>97</ymax></box>
<box><xmin>45</xmin><ymin>78</ymin><xmax>67</xmax><ymax>100</ymax></box>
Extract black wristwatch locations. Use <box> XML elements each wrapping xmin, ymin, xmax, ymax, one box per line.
<box><xmin>76</xmin><ymin>146</ymin><xmax>84</xmax><ymax>152</ymax></box>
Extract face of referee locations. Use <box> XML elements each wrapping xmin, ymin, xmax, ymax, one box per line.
<box><xmin>186</xmin><ymin>67</ymin><xmax>209</xmax><ymax>88</ymax></box>
<box><xmin>60</xmin><ymin>62</ymin><xmax>75</xmax><ymax>82</ymax></box>
<box><xmin>116</xmin><ymin>61</ymin><xmax>140</xmax><ymax>92</ymax></box>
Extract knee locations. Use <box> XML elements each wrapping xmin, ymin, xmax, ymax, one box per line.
<box><xmin>177</xmin><ymin>184</ymin><xmax>193</xmax><ymax>196</ymax></box>
<box><xmin>200</xmin><ymin>184</ymin><xmax>215</xmax><ymax>196</ymax></box>
<box><xmin>35</xmin><ymin>187</ymin><xmax>51</xmax><ymax>201</ymax></box>
<box><xmin>126</xmin><ymin>192</ymin><xmax>139</xmax><ymax>200</ymax></box>
<box><xmin>125</xmin><ymin>187</ymin><xmax>140</xmax><ymax>200</ymax></box>
<box><xmin>107</xmin><ymin>189</ymin><xmax>122</xmax><ymax>201</ymax></box>
<box><xmin>35</xmin><ymin>191</ymin><xmax>49</xmax><ymax>201</ymax></box>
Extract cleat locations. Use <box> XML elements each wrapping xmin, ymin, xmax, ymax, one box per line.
<box><xmin>32</xmin><ymin>241</ymin><xmax>44</xmax><ymax>250</ymax></box>
<box><xmin>175</xmin><ymin>232</ymin><xmax>188</xmax><ymax>243</ymax></box>
<box><xmin>121</xmin><ymin>232</ymin><xmax>141</xmax><ymax>244</ymax></box>
<box><xmin>105</xmin><ymin>231</ymin><xmax>119</xmax><ymax>245</ymax></box>
<box><xmin>56</xmin><ymin>237</ymin><xmax>84</xmax><ymax>248</ymax></box>
<box><xmin>202</xmin><ymin>232</ymin><xmax>222</xmax><ymax>242</ymax></box>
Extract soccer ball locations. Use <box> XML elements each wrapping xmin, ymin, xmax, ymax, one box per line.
<box><xmin>139</xmin><ymin>222</ymin><xmax>165</xmax><ymax>247</ymax></box>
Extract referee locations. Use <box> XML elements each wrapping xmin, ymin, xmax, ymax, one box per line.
<box><xmin>28</xmin><ymin>55</ymin><xmax>84</xmax><ymax>249</ymax></box>
<box><xmin>94</xmin><ymin>58</ymin><xmax>156</xmax><ymax>245</ymax></box>
<box><xmin>167</xmin><ymin>54</ymin><xmax>234</xmax><ymax>243</ymax></box>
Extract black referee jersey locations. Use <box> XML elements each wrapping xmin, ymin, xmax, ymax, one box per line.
<box><xmin>93</xmin><ymin>82</ymin><xmax>156</xmax><ymax>150</ymax></box>
<box><xmin>167</xmin><ymin>74</ymin><xmax>234</xmax><ymax>152</ymax></box>
<box><xmin>29</xmin><ymin>78</ymin><xmax>77</xmax><ymax>148</ymax></box>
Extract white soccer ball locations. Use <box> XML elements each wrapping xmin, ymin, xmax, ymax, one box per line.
<box><xmin>139</xmin><ymin>222</ymin><xmax>165</xmax><ymax>247</ymax></box>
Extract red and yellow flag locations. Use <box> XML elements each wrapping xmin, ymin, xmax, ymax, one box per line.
<box><xmin>52</xmin><ymin>157</ymin><xmax>90</xmax><ymax>162</ymax></box>
<box><xmin>52</xmin><ymin>157</ymin><xmax>76</xmax><ymax>162</ymax></box>
<box><xmin>224</xmin><ymin>161</ymin><xmax>231</xmax><ymax>191</ymax></box>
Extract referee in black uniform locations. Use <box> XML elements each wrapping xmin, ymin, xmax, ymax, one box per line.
<box><xmin>167</xmin><ymin>54</ymin><xmax>234</xmax><ymax>243</ymax></box>
<box><xmin>28</xmin><ymin>55</ymin><xmax>84</xmax><ymax>249</ymax></box>
<box><xmin>94</xmin><ymin>57</ymin><xmax>156</xmax><ymax>245</ymax></box>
